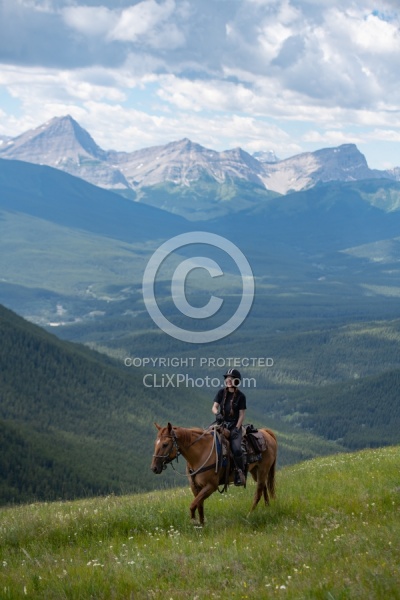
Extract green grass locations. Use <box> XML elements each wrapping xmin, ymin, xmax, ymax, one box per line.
<box><xmin>1</xmin><ymin>446</ymin><xmax>399</xmax><ymax>599</ymax></box>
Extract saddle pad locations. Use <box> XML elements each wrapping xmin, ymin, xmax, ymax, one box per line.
<box><xmin>211</xmin><ymin>429</ymin><xmax>228</xmax><ymax>465</ymax></box>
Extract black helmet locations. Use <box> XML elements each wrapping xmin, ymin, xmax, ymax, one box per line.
<box><xmin>224</xmin><ymin>368</ymin><xmax>241</xmax><ymax>385</ymax></box>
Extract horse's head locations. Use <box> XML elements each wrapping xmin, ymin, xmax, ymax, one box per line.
<box><xmin>151</xmin><ymin>422</ymin><xmax>179</xmax><ymax>474</ymax></box>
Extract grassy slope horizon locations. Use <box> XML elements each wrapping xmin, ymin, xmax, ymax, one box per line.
<box><xmin>0</xmin><ymin>445</ymin><xmax>399</xmax><ymax>599</ymax></box>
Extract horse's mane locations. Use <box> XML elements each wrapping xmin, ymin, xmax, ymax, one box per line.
<box><xmin>174</xmin><ymin>426</ymin><xmax>208</xmax><ymax>447</ymax></box>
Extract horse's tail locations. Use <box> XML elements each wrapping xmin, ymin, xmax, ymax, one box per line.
<box><xmin>261</xmin><ymin>428</ymin><xmax>277</xmax><ymax>499</ymax></box>
<box><xmin>267</xmin><ymin>457</ymin><xmax>276</xmax><ymax>499</ymax></box>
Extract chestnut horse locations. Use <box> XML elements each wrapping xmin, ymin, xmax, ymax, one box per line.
<box><xmin>151</xmin><ymin>423</ymin><xmax>277</xmax><ymax>525</ymax></box>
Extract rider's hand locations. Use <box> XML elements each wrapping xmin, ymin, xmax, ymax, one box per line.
<box><xmin>216</xmin><ymin>413</ymin><xmax>224</xmax><ymax>424</ymax></box>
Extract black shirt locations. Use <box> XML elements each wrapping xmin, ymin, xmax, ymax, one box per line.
<box><xmin>214</xmin><ymin>388</ymin><xmax>247</xmax><ymax>424</ymax></box>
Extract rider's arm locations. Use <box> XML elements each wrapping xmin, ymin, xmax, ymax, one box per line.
<box><xmin>236</xmin><ymin>409</ymin><xmax>246</xmax><ymax>429</ymax></box>
<box><xmin>212</xmin><ymin>401</ymin><xmax>220</xmax><ymax>415</ymax></box>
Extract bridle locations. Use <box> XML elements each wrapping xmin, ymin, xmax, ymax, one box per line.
<box><xmin>152</xmin><ymin>428</ymin><xmax>181</xmax><ymax>470</ymax></box>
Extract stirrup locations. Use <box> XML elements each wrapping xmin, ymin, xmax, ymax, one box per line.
<box><xmin>234</xmin><ymin>469</ymin><xmax>246</xmax><ymax>487</ymax></box>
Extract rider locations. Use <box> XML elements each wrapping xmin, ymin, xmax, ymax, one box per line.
<box><xmin>212</xmin><ymin>368</ymin><xmax>246</xmax><ymax>486</ymax></box>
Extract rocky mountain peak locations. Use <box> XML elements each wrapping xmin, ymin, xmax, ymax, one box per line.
<box><xmin>311</xmin><ymin>144</ymin><xmax>372</xmax><ymax>180</ymax></box>
<box><xmin>0</xmin><ymin>116</ymin><xmax>397</xmax><ymax>208</ymax></box>
<box><xmin>252</xmin><ymin>150</ymin><xmax>280</xmax><ymax>163</ymax></box>
<box><xmin>0</xmin><ymin>115</ymin><xmax>106</xmax><ymax>165</ymax></box>
<box><xmin>164</xmin><ymin>138</ymin><xmax>217</xmax><ymax>157</ymax></box>
<box><xmin>260</xmin><ymin>143</ymin><xmax>388</xmax><ymax>194</ymax></box>
<box><xmin>45</xmin><ymin>115</ymin><xmax>105</xmax><ymax>158</ymax></box>
<box><xmin>221</xmin><ymin>147</ymin><xmax>264</xmax><ymax>171</ymax></box>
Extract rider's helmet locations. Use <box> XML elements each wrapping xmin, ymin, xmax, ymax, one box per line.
<box><xmin>223</xmin><ymin>368</ymin><xmax>241</xmax><ymax>386</ymax></box>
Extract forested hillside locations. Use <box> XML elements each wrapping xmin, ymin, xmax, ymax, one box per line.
<box><xmin>285</xmin><ymin>369</ymin><xmax>400</xmax><ymax>448</ymax></box>
<box><xmin>0</xmin><ymin>304</ymin><xmax>211</xmax><ymax>503</ymax></box>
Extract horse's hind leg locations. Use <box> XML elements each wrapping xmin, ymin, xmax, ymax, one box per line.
<box><xmin>250</xmin><ymin>483</ymin><xmax>265</xmax><ymax>512</ymax></box>
<box><xmin>249</xmin><ymin>462</ymin><xmax>271</xmax><ymax>512</ymax></box>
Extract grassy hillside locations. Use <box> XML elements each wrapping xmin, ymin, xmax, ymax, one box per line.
<box><xmin>0</xmin><ymin>446</ymin><xmax>399</xmax><ymax>599</ymax></box>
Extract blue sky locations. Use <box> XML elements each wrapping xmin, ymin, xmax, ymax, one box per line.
<box><xmin>0</xmin><ymin>0</ymin><xmax>400</xmax><ymax>168</ymax></box>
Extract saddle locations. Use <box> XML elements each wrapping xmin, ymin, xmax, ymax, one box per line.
<box><xmin>219</xmin><ymin>424</ymin><xmax>266</xmax><ymax>456</ymax></box>
<box><xmin>244</xmin><ymin>424</ymin><xmax>267</xmax><ymax>456</ymax></box>
<box><xmin>216</xmin><ymin>424</ymin><xmax>267</xmax><ymax>487</ymax></box>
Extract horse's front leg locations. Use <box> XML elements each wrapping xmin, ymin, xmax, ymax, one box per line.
<box><xmin>189</xmin><ymin>482</ymin><xmax>217</xmax><ymax>526</ymax></box>
<box><xmin>189</xmin><ymin>478</ymin><xmax>201</xmax><ymax>522</ymax></box>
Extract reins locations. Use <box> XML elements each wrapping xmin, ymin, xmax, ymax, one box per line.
<box><xmin>186</xmin><ymin>426</ymin><xmax>218</xmax><ymax>477</ymax></box>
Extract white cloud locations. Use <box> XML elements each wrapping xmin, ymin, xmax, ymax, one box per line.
<box><xmin>0</xmin><ymin>64</ymin><xmax>126</xmax><ymax>106</ymax></box>
<box><xmin>61</xmin><ymin>6</ymin><xmax>117</xmax><ymax>37</ymax></box>
<box><xmin>325</xmin><ymin>7</ymin><xmax>400</xmax><ymax>55</ymax></box>
<box><xmin>79</xmin><ymin>101</ymin><xmax>299</xmax><ymax>157</ymax></box>
<box><xmin>366</xmin><ymin>129</ymin><xmax>400</xmax><ymax>142</ymax></box>
<box><xmin>157</xmin><ymin>76</ymin><xmax>256</xmax><ymax>113</ymax></box>
<box><xmin>108</xmin><ymin>0</ymin><xmax>183</xmax><ymax>48</ymax></box>
<box><xmin>12</xmin><ymin>0</ymin><xmax>55</xmax><ymax>13</ymax></box>
<box><xmin>1</xmin><ymin>0</ymin><xmax>400</xmax><ymax>168</ymax></box>
<box><xmin>303</xmin><ymin>130</ymin><xmax>362</xmax><ymax>146</ymax></box>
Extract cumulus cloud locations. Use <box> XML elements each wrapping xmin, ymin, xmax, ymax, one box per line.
<box><xmin>61</xmin><ymin>6</ymin><xmax>118</xmax><ymax>37</ymax></box>
<box><xmin>0</xmin><ymin>0</ymin><xmax>400</xmax><ymax>167</ymax></box>
<box><xmin>108</xmin><ymin>0</ymin><xmax>178</xmax><ymax>43</ymax></box>
<box><xmin>221</xmin><ymin>2</ymin><xmax>400</xmax><ymax>112</ymax></box>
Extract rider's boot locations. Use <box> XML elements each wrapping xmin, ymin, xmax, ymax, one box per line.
<box><xmin>234</xmin><ymin>455</ymin><xmax>246</xmax><ymax>487</ymax></box>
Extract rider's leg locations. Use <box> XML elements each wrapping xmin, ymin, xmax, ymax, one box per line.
<box><xmin>230</xmin><ymin>427</ymin><xmax>246</xmax><ymax>486</ymax></box>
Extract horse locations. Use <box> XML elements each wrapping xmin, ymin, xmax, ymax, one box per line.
<box><xmin>151</xmin><ymin>422</ymin><xmax>277</xmax><ymax>525</ymax></box>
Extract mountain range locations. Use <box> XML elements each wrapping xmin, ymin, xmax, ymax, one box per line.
<box><xmin>1</xmin><ymin>115</ymin><xmax>398</xmax><ymax>219</ymax></box>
